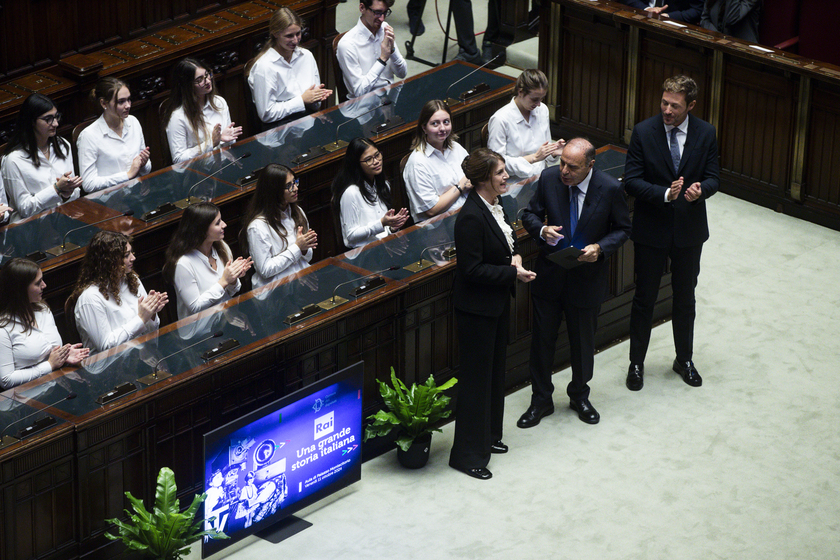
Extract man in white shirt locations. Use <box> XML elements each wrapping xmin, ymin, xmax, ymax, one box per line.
<box><xmin>336</xmin><ymin>0</ymin><xmax>408</xmax><ymax>99</ymax></box>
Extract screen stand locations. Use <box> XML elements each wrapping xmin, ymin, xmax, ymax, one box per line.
<box><xmin>255</xmin><ymin>515</ymin><xmax>312</xmax><ymax>544</ymax></box>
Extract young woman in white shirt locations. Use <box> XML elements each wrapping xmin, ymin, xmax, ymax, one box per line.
<box><xmin>402</xmin><ymin>99</ymin><xmax>472</xmax><ymax>223</ymax></box>
<box><xmin>164</xmin><ymin>202</ymin><xmax>252</xmax><ymax>321</ymax></box>
<box><xmin>76</xmin><ymin>77</ymin><xmax>151</xmax><ymax>193</ymax></box>
<box><xmin>1</xmin><ymin>94</ymin><xmax>81</xmax><ymax>223</ymax></box>
<box><xmin>240</xmin><ymin>164</ymin><xmax>317</xmax><ymax>289</ymax></box>
<box><xmin>487</xmin><ymin>69</ymin><xmax>564</xmax><ymax>187</ymax></box>
<box><xmin>246</xmin><ymin>7</ymin><xmax>332</xmax><ymax>128</ymax></box>
<box><xmin>0</xmin><ymin>258</ymin><xmax>89</xmax><ymax>389</ymax></box>
<box><xmin>331</xmin><ymin>137</ymin><xmax>408</xmax><ymax>249</ymax></box>
<box><xmin>163</xmin><ymin>58</ymin><xmax>243</xmax><ymax>164</ymax></box>
<box><xmin>69</xmin><ymin>231</ymin><xmax>167</xmax><ymax>354</ymax></box>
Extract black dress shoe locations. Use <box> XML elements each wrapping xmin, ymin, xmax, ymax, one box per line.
<box><xmin>626</xmin><ymin>363</ymin><xmax>644</xmax><ymax>391</ymax></box>
<box><xmin>452</xmin><ymin>465</ymin><xmax>492</xmax><ymax>480</ymax></box>
<box><xmin>490</xmin><ymin>440</ymin><xmax>508</xmax><ymax>454</ymax></box>
<box><xmin>516</xmin><ymin>403</ymin><xmax>554</xmax><ymax>428</ymax></box>
<box><xmin>569</xmin><ymin>398</ymin><xmax>600</xmax><ymax>424</ymax></box>
<box><xmin>673</xmin><ymin>359</ymin><xmax>702</xmax><ymax>387</ymax></box>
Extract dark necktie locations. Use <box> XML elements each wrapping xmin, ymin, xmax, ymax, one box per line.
<box><xmin>654</xmin><ymin>0</ymin><xmax>664</xmax><ymax>7</ymax></box>
<box><xmin>669</xmin><ymin>127</ymin><xmax>681</xmax><ymax>174</ymax></box>
<box><xmin>569</xmin><ymin>185</ymin><xmax>580</xmax><ymax>238</ymax></box>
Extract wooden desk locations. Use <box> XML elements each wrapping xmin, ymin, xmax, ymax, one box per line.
<box><xmin>1</xmin><ymin>61</ymin><xmax>515</xmax><ymax>342</ymax></box>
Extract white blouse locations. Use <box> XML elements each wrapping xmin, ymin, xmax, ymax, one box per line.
<box><xmin>74</xmin><ymin>279</ymin><xmax>160</xmax><ymax>353</ymax></box>
<box><xmin>174</xmin><ymin>243</ymin><xmax>241</xmax><ymax>320</ymax></box>
<box><xmin>336</xmin><ymin>18</ymin><xmax>408</xmax><ymax>99</ymax></box>
<box><xmin>1</xmin><ymin>139</ymin><xmax>80</xmax><ymax>223</ymax></box>
<box><xmin>76</xmin><ymin>114</ymin><xmax>151</xmax><ymax>192</ymax></box>
<box><xmin>246</xmin><ymin>208</ymin><xmax>313</xmax><ymax>289</ymax></box>
<box><xmin>0</xmin><ymin>173</ymin><xmax>9</xmax><ymax>224</ymax></box>
<box><xmin>403</xmin><ymin>141</ymin><xmax>468</xmax><ymax>222</ymax></box>
<box><xmin>487</xmin><ymin>98</ymin><xmax>558</xmax><ymax>185</ymax></box>
<box><xmin>247</xmin><ymin>47</ymin><xmax>322</xmax><ymax>124</ymax></box>
<box><xmin>165</xmin><ymin>96</ymin><xmax>233</xmax><ymax>164</ymax></box>
<box><xmin>0</xmin><ymin>308</ymin><xmax>62</xmax><ymax>389</ymax></box>
<box><xmin>339</xmin><ymin>183</ymin><xmax>391</xmax><ymax>248</ymax></box>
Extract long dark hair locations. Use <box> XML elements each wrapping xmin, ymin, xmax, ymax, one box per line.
<box><xmin>3</xmin><ymin>94</ymin><xmax>68</xmax><ymax>166</ymax></box>
<box><xmin>239</xmin><ymin>164</ymin><xmax>308</xmax><ymax>256</ymax></box>
<box><xmin>0</xmin><ymin>258</ymin><xmax>46</xmax><ymax>334</ymax></box>
<box><xmin>69</xmin><ymin>231</ymin><xmax>139</xmax><ymax>306</ymax></box>
<box><xmin>163</xmin><ymin>202</ymin><xmax>230</xmax><ymax>285</ymax></box>
<box><xmin>162</xmin><ymin>58</ymin><xmax>221</xmax><ymax>146</ymax></box>
<box><xmin>331</xmin><ymin>138</ymin><xmax>393</xmax><ymax>217</ymax></box>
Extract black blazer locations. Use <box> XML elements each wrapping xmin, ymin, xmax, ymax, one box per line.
<box><xmin>622</xmin><ymin>0</ymin><xmax>703</xmax><ymax>23</ymax></box>
<box><xmin>522</xmin><ymin>166</ymin><xmax>631</xmax><ymax>308</ymax></box>
<box><xmin>453</xmin><ymin>189</ymin><xmax>517</xmax><ymax>318</ymax></box>
<box><xmin>624</xmin><ymin>113</ymin><xmax>720</xmax><ymax>249</ymax></box>
<box><xmin>700</xmin><ymin>0</ymin><xmax>761</xmax><ymax>43</ymax></box>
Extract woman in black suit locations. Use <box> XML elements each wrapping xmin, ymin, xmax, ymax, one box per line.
<box><xmin>449</xmin><ymin>148</ymin><xmax>536</xmax><ymax>480</ymax></box>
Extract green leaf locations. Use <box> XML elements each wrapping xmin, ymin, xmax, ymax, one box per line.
<box><xmin>154</xmin><ymin>467</ymin><xmax>179</xmax><ymax>516</ymax></box>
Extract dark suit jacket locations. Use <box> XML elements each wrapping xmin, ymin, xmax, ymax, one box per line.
<box><xmin>624</xmin><ymin>113</ymin><xmax>720</xmax><ymax>248</ymax></box>
<box><xmin>700</xmin><ymin>0</ymin><xmax>761</xmax><ymax>43</ymax></box>
<box><xmin>453</xmin><ymin>189</ymin><xmax>518</xmax><ymax>318</ymax></box>
<box><xmin>522</xmin><ymin>167</ymin><xmax>631</xmax><ymax>308</ymax></box>
<box><xmin>622</xmin><ymin>0</ymin><xmax>703</xmax><ymax>23</ymax></box>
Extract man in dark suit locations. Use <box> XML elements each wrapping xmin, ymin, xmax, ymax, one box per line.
<box><xmin>624</xmin><ymin>75</ymin><xmax>719</xmax><ymax>391</ymax></box>
<box><xmin>620</xmin><ymin>0</ymin><xmax>703</xmax><ymax>24</ymax></box>
<box><xmin>518</xmin><ymin>138</ymin><xmax>631</xmax><ymax>427</ymax></box>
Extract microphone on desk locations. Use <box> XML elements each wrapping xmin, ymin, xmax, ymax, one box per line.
<box><xmin>322</xmin><ymin>98</ymin><xmax>393</xmax><ymax>154</ymax></box>
<box><xmin>0</xmin><ymin>391</ymin><xmax>77</xmax><ymax>449</ymax></box>
<box><xmin>137</xmin><ymin>330</ymin><xmax>224</xmax><ymax>386</ymax></box>
<box><xmin>317</xmin><ymin>266</ymin><xmax>400</xmax><ymax>310</ymax></box>
<box><xmin>445</xmin><ymin>54</ymin><xmax>502</xmax><ymax>106</ymax></box>
<box><xmin>45</xmin><ymin>211</ymin><xmax>135</xmax><ymax>256</ymax></box>
<box><xmin>404</xmin><ymin>241</ymin><xmax>456</xmax><ymax>273</ymax></box>
<box><xmin>175</xmin><ymin>153</ymin><xmax>252</xmax><ymax>208</ymax></box>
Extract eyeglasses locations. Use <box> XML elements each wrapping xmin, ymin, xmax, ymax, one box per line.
<box><xmin>365</xmin><ymin>6</ymin><xmax>391</xmax><ymax>17</ymax></box>
<box><xmin>285</xmin><ymin>178</ymin><xmax>300</xmax><ymax>192</ymax></box>
<box><xmin>193</xmin><ymin>71</ymin><xmax>213</xmax><ymax>85</ymax></box>
<box><xmin>38</xmin><ymin>112</ymin><xmax>62</xmax><ymax>125</ymax></box>
<box><xmin>360</xmin><ymin>151</ymin><xmax>383</xmax><ymax>165</ymax></box>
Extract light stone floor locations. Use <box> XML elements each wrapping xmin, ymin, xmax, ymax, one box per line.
<box><xmin>205</xmin><ymin>4</ymin><xmax>840</xmax><ymax>560</ymax></box>
<box><xmin>208</xmin><ymin>168</ymin><xmax>840</xmax><ymax>560</ymax></box>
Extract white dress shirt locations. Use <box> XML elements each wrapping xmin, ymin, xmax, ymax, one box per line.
<box><xmin>339</xmin><ymin>182</ymin><xmax>392</xmax><ymax>248</ymax></box>
<box><xmin>76</xmin><ymin>114</ymin><xmax>151</xmax><ymax>193</ymax></box>
<box><xmin>0</xmin><ymin>308</ymin><xmax>62</xmax><ymax>389</ymax></box>
<box><xmin>165</xmin><ymin>95</ymin><xmax>233</xmax><ymax>164</ymax></box>
<box><xmin>248</xmin><ymin>47</ymin><xmax>322</xmax><ymax>124</ymax></box>
<box><xmin>0</xmin><ymin>173</ymin><xmax>9</xmax><ymax>224</ymax></box>
<box><xmin>1</xmin><ymin>139</ymin><xmax>80</xmax><ymax>223</ymax></box>
<box><xmin>174</xmin><ymin>243</ymin><xmax>241</xmax><ymax>320</ymax></box>
<box><xmin>403</xmin><ymin>141</ymin><xmax>469</xmax><ymax>222</ymax></box>
<box><xmin>74</xmin><ymin>279</ymin><xmax>160</xmax><ymax>353</ymax></box>
<box><xmin>663</xmin><ymin>115</ymin><xmax>690</xmax><ymax>202</ymax></box>
<box><xmin>487</xmin><ymin>98</ymin><xmax>559</xmax><ymax>185</ymax></box>
<box><xmin>246</xmin><ymin>208</ymin><xmax>313</xmax><ymax>289</ymax></box>
<box><xmin>336</xmin><ymin>19</ymin><xmax>408</xmax><ymax>99</ymax></box>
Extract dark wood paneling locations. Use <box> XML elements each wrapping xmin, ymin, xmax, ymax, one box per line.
<box><xmin>559</xmin><ymin>8</ymin><xmax>626</xmax><ymax>143</ymax></box>
<box><xmin>638</xmin><ymin>34</ymin><xmax>710</xmax><ymax>121</ymax></box>
<box><xmin>719</xmin><ymin>60</ymin><xmax>794</xmax><ymax>196</ymax></box>
<box><xmin>806</xmin><ymin>81</ymin><xmax>840</xmax><ymax>212</ymax></box>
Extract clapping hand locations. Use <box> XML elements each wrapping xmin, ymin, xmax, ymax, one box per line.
<box><xmin>138</xmin><ymin>290</ymin><xmax>169</xmax><ymax>322</ymax></box>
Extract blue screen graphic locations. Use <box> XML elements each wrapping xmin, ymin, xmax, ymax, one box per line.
<box><xmin>202</xmin><ymin>371</ymin><xmax>362</xmax><ymax>554</ymax></box>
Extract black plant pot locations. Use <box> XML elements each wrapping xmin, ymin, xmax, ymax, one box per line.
<box><xmin>396</xmin><ymin>433</ymin><xmax>432</xmax><ymax>469</ymax></box>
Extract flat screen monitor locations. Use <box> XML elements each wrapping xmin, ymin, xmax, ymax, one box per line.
<box><xmin>202</xmin><ymin>361</ymin><xmax>364</xmax><ymax>557</ymax></box>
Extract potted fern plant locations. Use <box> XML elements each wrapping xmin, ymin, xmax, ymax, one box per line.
<box><xmin>105</xmin><ymin>466</ymin><xmax>228</xmax><ymax>560</ymax></box>
<box><xmin>364</xmin><ymin>367</ymin><xmax>457</xmax><ymax>468</ymax></box>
